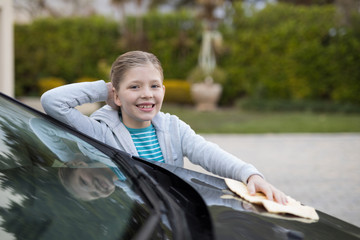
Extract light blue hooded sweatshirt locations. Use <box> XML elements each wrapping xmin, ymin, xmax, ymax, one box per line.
<box><xmin>41</xmin><ymin>80</ymin><xmax>263</xmax><ymax>183</ymax></box>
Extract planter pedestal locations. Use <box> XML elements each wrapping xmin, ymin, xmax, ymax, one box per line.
<box><xmin>191</xmin><ymin>82</ymin><xmax>222</xmax><ymax>111</ymax></box>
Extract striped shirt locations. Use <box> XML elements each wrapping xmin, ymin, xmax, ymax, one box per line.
<box><xmin>110</xmin><ymin>167</ymin><xmax>126</xmax><ymax>181</ymax></box>
<box><xmin>126</xmin><ymin>124</ymin><xmax>165</xmax><ymax>163</ymax></box>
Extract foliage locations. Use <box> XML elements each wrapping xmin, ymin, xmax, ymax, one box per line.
<box><xmin>15</xmin><ymin>16</ymin><xmax>121</xmax><ymax>96</ymax></box>
<box><xmin>220</xmin><ymin>4</ymin><xmax>348</xmax><ymax>102</ymax></box>
<box><xmin>75</xmin><ymin>77</ymin><xmax>98</xmax><ymax>83</ymax></box>
<box><xmin>14</xmin><ymin>4</ymin><xmax>360</xmax><ymax>107</ymax></box>
<box><xmin>37</xmin><ymin>77</ymin><xmax>66</xmax><ymax>95</ymax></box>
<box><xmin>219</xmin><ymin>2</ymin><xmax>360</xmax><ymax>105</ymax></box>
<box><xmin>186</xmin><ymin>66</ymin><xmax>227</xmax><ymax>84</ymax></box>
<box><xmin>163</xmin><ymin>80</ymin><xmax>193</xmax><ymax>105</ymax></box>
<box><xmin>124</xmin><ymin>10</ymin><xmax>202</xmax><ymax>79</ymax></box>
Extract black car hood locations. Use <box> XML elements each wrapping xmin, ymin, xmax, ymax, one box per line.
<box><xmin>154</xmin><ymin>162</ymin><xmax>360</xmax><ymax>240</ymax></box>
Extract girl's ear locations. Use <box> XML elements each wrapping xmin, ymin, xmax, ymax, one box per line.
<box><xmin>113</xmin><ymin>87</ymin><xmax>121</xmax><ymax>107</ymax></box>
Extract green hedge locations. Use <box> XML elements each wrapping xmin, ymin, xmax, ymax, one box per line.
<box><xmin>15</xmin><ymin>16</ymin><xmax>121</xmax><ymax>95</ymax></box>
<box><xmin>14</xmin><ymin>12</ymin><xmax>201</xmax><ymax>96</ymax></box>
<box><xmin>125</xmin><ymin>10</ymin><xmax>201</xmax><ymax>79</ymax></box>
<box><xmin>14</xmin><ymin>4</ymin><xmax>360</xmax><ymax>106</ymax></box>
<box><xmin>219</xmin><ymin>3</ymin><xmax>360</xmax><ymax>105</ymax></box>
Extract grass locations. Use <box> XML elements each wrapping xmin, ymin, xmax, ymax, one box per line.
<box><xmin>161</xmin><ymin>104</ymin><xmax>360</xmax><ymax>133</ymax></box>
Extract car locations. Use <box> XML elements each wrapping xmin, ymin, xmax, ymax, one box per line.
<box><xmin>0</xmin><ymin>91</ymin><xmax>359</xmax><ymax>240</ymax></box>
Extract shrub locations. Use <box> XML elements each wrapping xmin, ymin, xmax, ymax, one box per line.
<box><xmin>219</xmin><ymin>2</ymin><xmax>360</xmax><ymax>105</ymax></box>
<box><xmin>75</xmin><ymin>77</ymin><xmax>98</xmax><ymax>83</ymax></box>
<box><xmin>186</xmin><ymin>66</ymin><xmax>227</xmax><ymax>84</ymax></box>
<box><xmin>14</xmin><ymin>5</ymin><xmax>360</xmax><ymax>106</ymax></box>
<box><xmin>125</xmin><ymin>10</ymin><xmax>202</xmax><ymax>80</ymax></box>
<box><xmin>15</xmin><ymin>16</ymin><xmax>121</xmax><ymax>96</ymax></box>
<box><xmin>38</xmin><ymin>77</ymin><xmax>66</xmax><ymax>94</ymax></box>
<box><xmin>163</xmin><ymin>80</ymin><xmax>193</xmax><ymax>105</ymax></box>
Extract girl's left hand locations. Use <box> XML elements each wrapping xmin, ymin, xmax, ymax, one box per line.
<box><xmin>247</xmin><ymin>174</ymin><xmax>288</xmax><ymax>205</ymax></box>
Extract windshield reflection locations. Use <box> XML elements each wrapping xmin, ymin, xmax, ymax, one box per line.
<box><xmin>58</xmin><ymin>160</ymin><xmax>117</xmax><ymax>200</ymax></box>
<box><xmin>0</xmin><ymin>96</ymin><xmax>151</xmax><ymax>240</ymax></box>
<box><xmin>29</xmin><ymin>117</ymin><xmax>133</xmax><ymax>201</ymax></box>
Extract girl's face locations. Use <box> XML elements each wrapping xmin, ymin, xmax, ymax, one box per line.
<box><xmin>114</xmin><ymin>64</ymin><xmax>165</xmax><ymax>129</ymax></box>
<box><xmin>68</xmin><ymin>167</ymin><xmax>116</xmax><ymax>201</ymax></box>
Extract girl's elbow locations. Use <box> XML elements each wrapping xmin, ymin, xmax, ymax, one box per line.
<box><xmin>40</xmin><ymin>90</ymin><xmax>58</xmax><ymax>113</ymax></box>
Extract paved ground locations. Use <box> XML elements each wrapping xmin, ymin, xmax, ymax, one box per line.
<box><xmin>184</xmin><ymin>133</ymin><xmax>360</xmax><ymax>227</ymax></box>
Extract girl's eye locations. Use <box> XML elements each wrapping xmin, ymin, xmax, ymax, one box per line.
<box><xmin>129</xmin><ymin>85</ymin><xmax>139</xmax><ymax>89</ymax></box>
<box><xmin>151</xmin><ymin>84</ymin><xmax>160</xmax><ymax>88</ymax></box>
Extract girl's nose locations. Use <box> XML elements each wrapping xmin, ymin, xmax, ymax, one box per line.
<box><xmin>141</xmin><ymin>87</ymin><xmax>153</xmax><ymax>98</ymax></box>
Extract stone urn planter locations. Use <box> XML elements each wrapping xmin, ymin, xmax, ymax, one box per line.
<box><xmin>190</xmin><ymin>77</ymin><xmax>222</xmax><ymax>111</ymax></box>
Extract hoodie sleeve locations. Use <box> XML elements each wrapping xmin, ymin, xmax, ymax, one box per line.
<box><xmin>41</xmin><ymin>80</ymin><xmax>109</xmax><ymax>139</ymax></box>
<box><xmin>179</xmin><ymin>119</ymin><xmax>264</xmax><ymax>184</ymax></box>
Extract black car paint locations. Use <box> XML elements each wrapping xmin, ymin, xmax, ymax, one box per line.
<box><xmin>154</xmin><ymin>162</ymin><xmax>360</xmax><ymax>240</ymax></box>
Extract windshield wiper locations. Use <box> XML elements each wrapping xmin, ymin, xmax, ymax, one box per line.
<box><xmin>134</xmin><ymin>166</ymin><xmax>191</xmax><ymax>240</ymax></box>
<box><xmin>111</xmin><ymin>152</ymin><xmax>192</xmax><ymax>239</ymax></box>
<box><xmin>132</xmin><ymin>167</ymin><xmax>164</xmax><ymax>240</ymax></box>
<box><xmin>111</xmin><ymin>152</ymin><xmax>167</xmax><ymax>239</ymax></box>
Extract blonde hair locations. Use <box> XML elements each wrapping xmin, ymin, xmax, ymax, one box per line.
<box><xmin>110</xmin><ymin>51</ymin><xmax>164</xmax><ymax>91</ymax></box>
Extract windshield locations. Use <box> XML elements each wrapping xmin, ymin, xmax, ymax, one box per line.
<box><xmin>0</xmin><ymin>95</ymin><xmax>169</xmax><ymax>240</ymax></box>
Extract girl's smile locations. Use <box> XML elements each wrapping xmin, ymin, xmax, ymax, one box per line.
<box><xmin>136</xmin><ymin>103</ymin><xmax>155</xmax><ymax>112</ymax></box>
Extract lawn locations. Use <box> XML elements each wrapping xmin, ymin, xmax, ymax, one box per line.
<box><xmin>161</xmin><ymin>104</ymin><xmax>360</xmax><ymax>133</ymax></box>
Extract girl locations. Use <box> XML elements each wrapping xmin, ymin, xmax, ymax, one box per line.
<box><xmin>41</xmin><ymin>51</ymin><xmax>287</xmax><ymax>204</ymax></box>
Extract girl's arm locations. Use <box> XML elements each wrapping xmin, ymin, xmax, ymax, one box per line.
<box><xmin>41</xmin><ymin>80</ymin><xmax>110</xmax><ymax>140</ymax></box>
<box><xmin>180</xmin><ymin>121</ymin><xmax>261</xmax><ymax>183</ymax></box>
<box><xmin>179</xmin><ymin>121</ymin><xmax>287</xmax><ymax>204</ymax></box>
